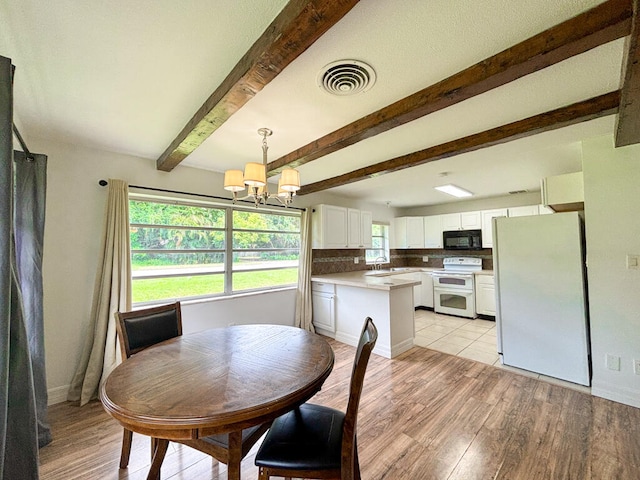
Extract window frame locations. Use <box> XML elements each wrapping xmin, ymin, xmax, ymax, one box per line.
<box><xmin>129</xmin><ymin>193</ymin><xmax>301</xmax><ymax>305</ymax></box>
<box><xmin>365</xmin><ymin>222</ymin><xmax>390</xmax><ymax>266</ymax></box>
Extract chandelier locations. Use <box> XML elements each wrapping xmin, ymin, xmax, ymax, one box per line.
<box><xmin>223</xmin><ymin>128</ymin><xmax>300</xmax><ymax>207</ymax></box>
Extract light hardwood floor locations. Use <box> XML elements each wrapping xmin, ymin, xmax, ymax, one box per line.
<box><xmin>40</xmin><ymin>338</ymin><xmax>640</xmax><ymax>480</ymax></box>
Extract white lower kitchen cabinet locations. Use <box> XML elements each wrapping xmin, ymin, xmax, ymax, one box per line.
<box><xmin>475</xmin><ymin>274</ymin><xmax>496</xmax><ymax>316</ymax></box>
<box><xmin>420</xmin><ymin>272</ymin><xmax>434</xmax><ymax>308</ymax></box>
<box><xmin>311</xmin><ymin>282</ymin><xmax>336</xmax><ymax>335</ymax></box>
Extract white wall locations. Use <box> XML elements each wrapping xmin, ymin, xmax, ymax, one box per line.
<box><xmin>399</xmin><ymin>191</ymin><xmax>542</xmax><ymax>216</ymax></box>
<box><xmin>583</xmin><ymin>135</ymin><xmax>640</xmax><ymax>408</ymax></box>
<box><xmin>32</xmin><ymin>136</ymin><xmax>383</xmax><ymax>404</ymax></box>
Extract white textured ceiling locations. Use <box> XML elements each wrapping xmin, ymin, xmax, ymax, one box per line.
<box><xmin>1</xmin><ymin>0</ymin><xmax>622</xmax><ymax>207</ymax></box>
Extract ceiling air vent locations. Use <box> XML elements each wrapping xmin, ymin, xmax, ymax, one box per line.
<box><xmin>317</xmin><ymin>60</ymin><xmax>376</xmax><ymax>96</ymax></box>
<box><xmin>509</xmin><ymin>190</ymin><xmax>529</xmax><ymax>195</ymax></box>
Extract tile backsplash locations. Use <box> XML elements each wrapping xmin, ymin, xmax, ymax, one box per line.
<box><xmin>392</xmin><ymin>248</ymin><xmax>493</xmax><ymax>270</ymax></box>
<box><xmin>311</xmin><ymin>248</ymin><xmax>493</xmax><ymax>275</ymax></box>
<box><xmin>312</xmin><ymin>249</ymin><xmax>367</xmax><ymax>275</ymax></box>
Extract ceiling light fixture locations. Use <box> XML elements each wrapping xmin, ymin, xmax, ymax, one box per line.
<box><xmin>434</xmin><ymin>184</ymin><xmax>474</xmax><ymax>198</ymax></box>
<box><xmin>223</xmin><ymin>128</ymin><xmax>300</xmax><ymax>207</ymax></box>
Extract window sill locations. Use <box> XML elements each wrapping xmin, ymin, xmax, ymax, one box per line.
<box><xmin>134</xmin><ymin>286</ymin><xmax>297</xmax><ymax>308</ymax></box>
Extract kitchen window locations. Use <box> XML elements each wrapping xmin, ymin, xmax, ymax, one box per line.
<box><xmin>366</xmin><ymin>222</ymin><xmax>390</xmax><ymax>265</ymax></box>
<box><xmin>129</xmin><ymin>196</ymin><xmax>300</xmax><ymax>304</ymax></box>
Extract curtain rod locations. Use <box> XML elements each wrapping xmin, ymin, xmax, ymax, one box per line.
<box><xmin>98</xmin><ymin>179</ymin><xmax>306</xmax><ymax>211</ymax></box>
<box><xmin>12</xmin><ymin>124</ymin><xmax>35</xmax><ymax>160</ymax></box>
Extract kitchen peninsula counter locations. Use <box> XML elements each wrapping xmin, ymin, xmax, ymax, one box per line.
<box><xmin>311</xmin><ymin>270</ymin><xmax>421</xmax><ymax>290</ymax></box>
<box><xmin>311</xmin><ymin>271</ymin><xmax>419</xmax><ymax>359</ymax></box>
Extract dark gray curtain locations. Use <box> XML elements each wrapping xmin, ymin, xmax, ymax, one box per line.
<box><xmin>14</xmin><ymin>150</ymin><xmax>50</xmax><ymax>447</ymax></box>
<box><xmin>0</xmin><ymin>55</ymin><xmax>40</xmax><ymax>479</ymax></box>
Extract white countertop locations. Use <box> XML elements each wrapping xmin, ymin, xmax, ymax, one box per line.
<box><xmin>474</xmin><ymin>270</ymin><xmax>494</xmax><ymax>276</ymax></box>
<box><xmin>311</xmin><ymin>271</ymin><xmax>421</xmax><ymax>291</ymax></box>
<box><xmin>312</xmin><ymin>268</ymin><xmax>494</xmax><ymax>291</ymax></box>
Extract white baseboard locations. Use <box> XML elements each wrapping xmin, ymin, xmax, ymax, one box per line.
<box><xmin>591</xmin><ymin>382</ymin><xmax>640</xmax><ymax>408</ymax></box>
<box><xmin>334</xmin><ymin>331</ymin><xmax>414</xmax><ymax>359</ymax></box>
<box><xmin>390</xmin><ymin>338</ymin><xmax>414</xmax><ymax>358</ymax></box>
<box><xmin>47</xmin><ymin>384</ymin><xmax>69</xmax><ymax>405</ymax></box>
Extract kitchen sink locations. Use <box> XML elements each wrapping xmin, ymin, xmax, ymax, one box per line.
<box><xmin>365</xmin><ymin>267</ymin><xmax>413</xmax><ymax>276</ymax></box>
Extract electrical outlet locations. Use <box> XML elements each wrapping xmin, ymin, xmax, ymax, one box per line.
<box><xmin>354</xmin><ymin>257</ymin><xmax>359</xmax><ymax>264</ymax></box>
<box><xmin>634</xmin><ymin>359</ymin><xmax>640</xmax><ymax>375</ymax></box>
<box><xmin>422</xmin><ymin>256</ymin><xmax>429</xmax><ymax>262</ymax></box>
<box><xmin>606</xmin><ymin>354</ymin><xmax>621</xmax><ymax>371</ymax></box>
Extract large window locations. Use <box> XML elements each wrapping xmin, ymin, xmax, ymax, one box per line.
<box><xmin>129</xmin><ymin>197</ymin><xmax>300</xmax><ymax>304</ymax></box>
<box><xmin>366</xmin><ymin>222</ymin><xmax>390</xmax><ymax>265</ymax></box>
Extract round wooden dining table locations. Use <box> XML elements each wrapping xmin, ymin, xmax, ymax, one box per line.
<box><xmin>100</xmin><ymin>324</ymin><xmax>334</xmax><ymax>480</ymax></box>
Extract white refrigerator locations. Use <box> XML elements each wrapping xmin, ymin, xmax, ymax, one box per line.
<box><xmin>493</xmin><ymin>212</ymin><xmax>591</xmax><ymax>386</ymax></box>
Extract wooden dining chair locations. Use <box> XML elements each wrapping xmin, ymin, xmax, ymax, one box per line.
<box><xmin>254</xmin><ymin>317</ymin><xmax>378</xmax><ymax>480</ymax></box>
<box><xmin>115</xmin><ymin>302</ymin><xmax>271</xmax><ymax>477</ymax></box>
<box><xmin>115</xmin><ymin>301</ymin><xmax>184</xmax><ymax>469</ymax></box>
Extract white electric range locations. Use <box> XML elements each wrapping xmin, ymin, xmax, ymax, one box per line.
<box><xmin>431</xmin><ymin>257</ymin><xmax>482</xmax><ymax>318</ymax></box>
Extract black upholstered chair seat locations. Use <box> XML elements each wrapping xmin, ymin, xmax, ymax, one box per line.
<box><xmin>254</xmin><ymin>317</ymin><xmax>377</xmax><ymax>480</ymax></box>
<box><xmin>256</xmin><ymin>403</ymin><xmax>345</xmax><ymax>471</ymax></box>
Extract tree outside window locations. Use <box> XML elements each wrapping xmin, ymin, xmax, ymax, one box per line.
<box><xmin>129</xmin><ymin>198</ymin><xmax>300</xmax><ymax>304</ymax></box>
<box><xmin>366</xmin><ymin>223</ymin><xmax>390</xmax><ymax>264</ymax></box>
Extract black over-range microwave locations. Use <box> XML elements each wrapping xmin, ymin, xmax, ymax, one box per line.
<box><xmin>443</xmin><ymin>229</ymin><xmax>483</xmax><ymax>250</ymax></box>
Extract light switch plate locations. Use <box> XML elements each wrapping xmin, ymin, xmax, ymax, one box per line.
<box><xmin>627</xmin><ymin>254</ymin><xmax>640</xmax><ymax>269</ymax></box>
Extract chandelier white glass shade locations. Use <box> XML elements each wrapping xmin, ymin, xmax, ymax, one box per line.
<box><xmin>223</xmin><ymin>128</ymin><xmax>300</xmax><ymax>207</ymax></box>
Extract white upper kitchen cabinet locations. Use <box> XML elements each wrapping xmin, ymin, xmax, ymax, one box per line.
<box><xmin>394</xmin><ymin>217</ymin><xmax>424</xmax><ymax>249</ymax></box>
<box><xmin>441</xmin><ymin>213</ymin><xmax>462</xmax><ymax>231</ymax></box>
<box><xmin>541</xmin><ymin>171</ymin><xmax>584</xmax><ymax>212</ymax></box>
<box><xmin>508</xmin><ymin>205</ymin><xmax>539</xmax><ymax>217</ymax></box>
<box><xmin>538</xmin><ymin>205</ymin><xmax>554</xmax><ymax>215</ymax></box>
<box><xmin>313</xmin><ymin>205</ymin><xmax>372</xmax><ymax>249</ymax></box>
<box><xmin>480</xmin><ymin>208</ymin><xmax>508</xmax><ymax>248</ymax></box>
<box><xmin>461</xmin><ymin>211</ymin><xmax>482</xmax><ymax>229</ymax></box>
<box><xmin>441</xmin><ymin>211</ymin><xmax>481</xmax><ymax>231</ymax></box>
<box><xmin>313</xmin><ymin>204</ymin><xmax>348</xmax><ymax>248</ymax></box>
<box><xmin>424</xmin><ymin>215</ymin><xmax>443</xmax><ymax>248</ymax></box>
<box><xmin>353</xmin><ymin>209</ymin><xmax>373</xmax><ymax>248</ymax></box>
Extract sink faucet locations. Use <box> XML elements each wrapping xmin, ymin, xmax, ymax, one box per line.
<box><xmin>374</xmin><ymin>256</ymin><xmax>387</xmax><ymax>270</ymax></box>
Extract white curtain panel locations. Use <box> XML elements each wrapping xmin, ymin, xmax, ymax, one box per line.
<box><xmin>294</xmin><ymin>209</ymin><xmax>314</xmax><ymax>332</ymax></box>
<box><xmin>67</xmin><ymin>179</ymin><xmax>132</xmax><ymax>406</ymax></box>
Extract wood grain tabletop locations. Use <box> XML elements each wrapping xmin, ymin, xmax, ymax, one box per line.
<box><xmin>100</xmin><ymin>324</ymin><xmax>334</xmax><ymax>440</ymax></box>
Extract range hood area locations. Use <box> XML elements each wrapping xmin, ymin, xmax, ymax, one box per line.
<box><xmin>541</xmin><ymin>171</ymin><xmax>584</xmax><ymax>212</ymax></box>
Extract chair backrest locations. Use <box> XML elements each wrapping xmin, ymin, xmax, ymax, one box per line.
<box><xmin>115</xmin><ymin>302</ymin><xmax>182</xmax><ymax>359</ymax></box>
<box><xmin>341</xmin><ymin>317</ymin><xmax>377</xmax><ymax>478</ymax></box>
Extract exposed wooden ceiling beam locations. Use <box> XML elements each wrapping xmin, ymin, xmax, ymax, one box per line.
<box><xmin>156</xmin><ymin>0</ymin><xmax>360</xmax><ymax>172</ymax></box>
<box><xmin>268</xmin><ymin>0</ymin><xmax>632</xmax><ymax>176</ymax></box>
<box><xmin>616</xmin><ymin>0</ymin><xmax>640</xmax><ymax>146</ymax></box>
<box><xmin>298</xmin><ymin>91</ymin><xmax>620</xmax><ymax>195</ymax></box>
